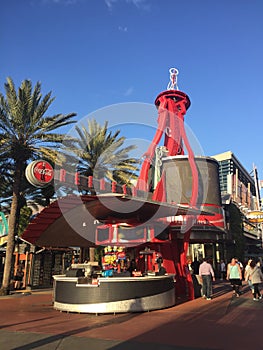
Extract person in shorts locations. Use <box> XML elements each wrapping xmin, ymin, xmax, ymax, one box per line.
<box><xmin>226</xmin><ymin>258</ymin><xmax>242</xmax><ymax>297</ymax></box>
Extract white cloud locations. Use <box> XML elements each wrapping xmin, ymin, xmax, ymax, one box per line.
<box><xmin>124</xmin><ymin>86</ymin><xmax>134</xmax><ymax>96</ymax></box>
<box><xmin>105</xmin><ymin>0</ymin><xmax>150</xmax><ymax>11</ymax></box>
<box><xmin>118</xmin><ymin>25</ymin><xmax>128</xmax><ymax>32</ymax></box>
<box><xmin>104</xmin><ymin>0</ymin><xmax>118</xmax><ymax>10</ymax></box>
<box><xmin>126</xmin><ymin>0</ymin><xmax>148</xmax><ymax>9</ymax></box>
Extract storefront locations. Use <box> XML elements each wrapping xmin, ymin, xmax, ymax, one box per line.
<box><xmin>12</xmin><ymin>238</ymin><xmax>73</xmax><ymax>290</ymax></box>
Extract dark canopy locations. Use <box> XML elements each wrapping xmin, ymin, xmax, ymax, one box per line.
<box><xmin>22</xmin><ymin>193</ymin><xmax>211</xmax><ymax>247</ymax></box>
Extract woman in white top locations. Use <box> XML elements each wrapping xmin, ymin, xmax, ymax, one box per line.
<box><xmin>244</xmin><ymin>259</ymin><xmax>254</xmax><ymax>294</ymax></box>
<box><xmin>245</xmin><ymin>259</ymin><xmax>263</xmax><ymax>301</ymax></box>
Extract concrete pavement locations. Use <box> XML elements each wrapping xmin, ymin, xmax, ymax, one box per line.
<box><xmin>0</xmin><ymin>281</ymin><xmax>262</xmax><ymax>350</ymax></box>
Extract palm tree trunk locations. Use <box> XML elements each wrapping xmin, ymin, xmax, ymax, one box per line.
<box><xmin>0</xmin><ymin>164</ymin><xmax>22</xmax><ymax>295</ymax></box>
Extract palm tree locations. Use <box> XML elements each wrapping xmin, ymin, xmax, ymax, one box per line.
<box><xmin>73</xmin><ymin>119</ymin><xmax>139</xmax><ymax>191</ymax></box>
<box><xmin>72</xmin><ymin>119</ymin><xmax>140</xmax><ymax>262</ymax></box>
<box><xmin>0</xmin><ymin>77</ymin><xmax>76</xmax><ymax>295</ymax></box>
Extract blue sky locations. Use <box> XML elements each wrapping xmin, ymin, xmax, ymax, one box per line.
<box><xmin>1</xmin><ymin>0</ymin><xmax>263</xmax><ymax>183</ymax></box>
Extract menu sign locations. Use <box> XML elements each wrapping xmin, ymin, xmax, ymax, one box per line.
<box><xmin>247</xmin><ymin>211</ymin><xmax>263</xmax><ymax>224</ymax></box>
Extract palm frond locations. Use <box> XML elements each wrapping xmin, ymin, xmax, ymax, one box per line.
<box><xmin>69</xmin><ymin>119</ymin><xmax>140</xmax><ymax>188</ymax></box>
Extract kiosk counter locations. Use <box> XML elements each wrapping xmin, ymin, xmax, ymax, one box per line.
<box><xmin>53</xmin><ymin>273</ymin><xmax>176</xmax><ymax>314</ymax></box>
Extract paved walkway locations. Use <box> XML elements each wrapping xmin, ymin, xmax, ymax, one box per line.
<box><xmin>0</xmin><ymin>281</ymin><xmax>262</xmax><ymax>350</ymax></box>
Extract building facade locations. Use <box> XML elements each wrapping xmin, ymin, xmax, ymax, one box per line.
<box><xmin>212</xmin><ymin>151</ymin><xmax>262</xmax><ymax>261</ymax></box>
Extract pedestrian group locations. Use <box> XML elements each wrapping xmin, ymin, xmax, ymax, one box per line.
<box><xmin>197</xmin><ymin>256</ymin><xmax>263</xmax><ymax>301</ymax></box>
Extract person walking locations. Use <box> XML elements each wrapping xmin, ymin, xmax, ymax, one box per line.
<box><xmin>226</xmin><ymin>258</ymin><xmax>242</xmax><ymax>297</ymax></box>
<box><xmin>220</xmin><ymin>260</ymin><xmax>226</xmax><ymax>280</ymax></box>
<box><xmin>191</xmin><ymin>258</ymin><xmax>200</xmax><ymax>275</ymax></box>
<box><xmin>199</xmin><ymin>257</ymin><xmax>215</xmax><ymax>300</ymax></box>
<box><xmin>244</xmin><ymin>259</ymin><xmax>254</xmax><ymax>294</ymax></box>
<box><xmin>245</xmin><ymin>259</ymin><xmax>263</xmax><ymax>301</ymax></box>
<box><xmin>14</xmin><ymin>265</ymin><xmax>24</xmax><ymax>290</ymax></box>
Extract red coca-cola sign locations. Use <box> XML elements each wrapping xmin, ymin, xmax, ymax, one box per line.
<box><xmin>33</xmin><ymin>161</ymin><xmax>54</xmax><ymax>183</ymax></box>
<box><xmin>25</xmin><ymin>160</ymin><xmax>54</xmax><ymax>187</ymax></box>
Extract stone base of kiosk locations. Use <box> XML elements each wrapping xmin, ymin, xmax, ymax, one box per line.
<box><xmin>53</xmin><ymin>275</ymin><xmax>176</xmax><ymax>314</ymax></box>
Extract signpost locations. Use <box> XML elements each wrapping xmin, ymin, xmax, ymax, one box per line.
<box><xmin>25</xmin><ymin>160</ymin><xmax>54</xmax><ymax>187</ymax></box>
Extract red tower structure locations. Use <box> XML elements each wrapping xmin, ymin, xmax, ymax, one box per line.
<box><xmin>135</xmin><ymin>69</ymin><xmax>198</xmax><ymax>298</ymax></box>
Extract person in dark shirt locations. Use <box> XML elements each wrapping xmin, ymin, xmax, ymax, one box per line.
<box><xmin>156</xmin><ymin>257</ymin><xmax>167</xmax><ymax>276</ymax></box>
<box><xmin>191</xmin><ymin>258</ymin><xmax>200</xmax><ymax>275</ymax></box>
<box><xmin>156</xmin><ymin>266</ymin><xmax>167</xmax><ymax>276</ymax></box>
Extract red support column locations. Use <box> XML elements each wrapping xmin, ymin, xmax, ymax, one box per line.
<box><xmin>59</xmin><ymin>169</ymin><xmax>66</xmax><ymax>182</ymax></box>
<box><xmin>100</xmin><ymin>178</ymin><xmax>105</xmax><ymax>191</ymax></box>
<box><xmin>74</xmin><ymin>172</ymin><xmax>80</xmax><ymax>185</ymax></box>
<box><xmin>88</xmin><ymin>176</ymin><xmax>93</xmax><ymax>188</ymax></box>
<box><xmin>112</xmin><ymin>182</ymin><xmax>116</xmax><ymax>193</ymax></box>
